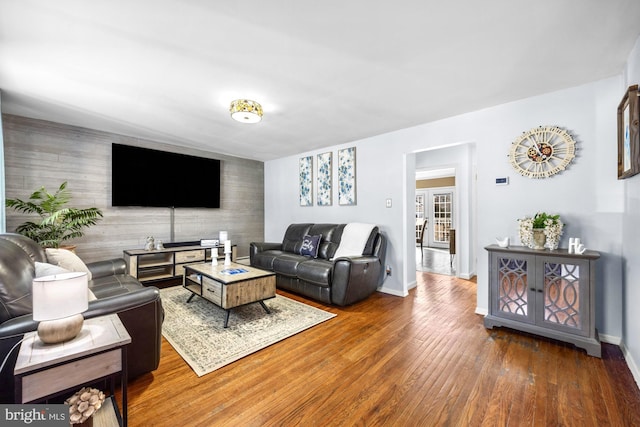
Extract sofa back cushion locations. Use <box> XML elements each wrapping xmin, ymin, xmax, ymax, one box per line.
<box><xmin>282</xmin><ymin>224</ymin><xmax>313</xmax><ymax>253</ymax></box>
<box><xmin>310</xmin><ymin>224</ymin><xmax>345</xmax><ymax>260</ymax></box>
<box><xmin>0</xmin><ymin>238</ymin><xmax>35</xmax><ymax>323</ymax></box>
<box><xmin>362</xmin><ymin>226</ymin><xmax>380</xmax><ymax>256</ymax></box>
<box><xmin>280</xmin><ymin>223</ymin><xmax>379</xmax><ymax>260</ymax></box>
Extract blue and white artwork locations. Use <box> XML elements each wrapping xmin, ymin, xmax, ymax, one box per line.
<box><xmin>338</xmin><ymin>147</ymin><xmax>356</xmax><ymax>206</ymax></box>
<box><xmin>299</xmin><ymin>156</ymin><xmax>313</xmax><ymax>206</ymax></box>
<box><xmin>317</xmin><ymin>152</ymin><xmax>332</xmax><ymax>206</ymax></box>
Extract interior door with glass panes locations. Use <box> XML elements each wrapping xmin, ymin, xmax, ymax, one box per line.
<box><xmin>427</xmin><ymin>188</ymin><xmax>454</xmax><ymax>249</ymax></box>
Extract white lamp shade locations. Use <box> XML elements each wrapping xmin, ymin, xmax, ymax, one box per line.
<box><xmin>33</xmin><ymin>272</ymin><xmax>89</xmax><ymax>321</ymax></box>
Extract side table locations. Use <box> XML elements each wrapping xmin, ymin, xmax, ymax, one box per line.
<box><xmin>14</xmin><ymin>314</ymin><xmax>131</xmax><ymax>426</ymax></box>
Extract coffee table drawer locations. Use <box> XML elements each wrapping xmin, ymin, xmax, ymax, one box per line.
<box><xmin>176</xmin><ymin>250</ymin><xmax>205</xmax><ymax>264</ymax></box>
<box><xmin>202</xmin><ymin>276</ymin><xmax>222</xmax><ymax>305</ymax></box>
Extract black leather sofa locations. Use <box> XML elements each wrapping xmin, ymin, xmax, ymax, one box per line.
<box><xmin>250</xmin><ymin>223</ymin><xmax>387</xmax><ymax>306</ymax></box>
<box><xmin>0</xmin><ymin>233</ymin><xmax>163</xmax><ymax>403</ymax></box>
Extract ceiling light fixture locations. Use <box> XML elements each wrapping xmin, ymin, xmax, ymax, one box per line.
<box><xmin>230</xmin><ymin>99</ymin><xmax>263</xmax><ymax>123</ymax></box>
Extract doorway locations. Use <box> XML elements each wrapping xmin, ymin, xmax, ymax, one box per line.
<box><xmin>409</xmin><ymin>143</ymin><xmax>476</xmax><ymax>282</ymax></box>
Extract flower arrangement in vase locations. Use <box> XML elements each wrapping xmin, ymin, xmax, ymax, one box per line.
<box><xmin>518</xmin><ymin>212</ymin><xmax>563</xmax><ymax>250</ymax></box>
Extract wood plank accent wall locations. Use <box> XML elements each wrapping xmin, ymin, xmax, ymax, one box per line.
<box><xmin>2</xmin><ymin>114</ymin><xmax>264</xmax><ymax>263</ymax></box>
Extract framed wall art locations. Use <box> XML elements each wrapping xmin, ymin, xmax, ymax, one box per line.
<box><xmin>338</xmin><ymin>147</ymin><xmax>356</xmax><ymax>205</ymax></box>
<box><xmin>618</xmin><ymin>84</ymin><xmax>640</xmax><ymax>179</ymax></box>
<box><xmin>299</xmin><ymin>155</ymin><xmax>313</xmax><ymax>206</ymax></box>
<box><xmin>317</xmin><ymin>152</ymin><xmax>332</xmax><ymax>206</ymax></box>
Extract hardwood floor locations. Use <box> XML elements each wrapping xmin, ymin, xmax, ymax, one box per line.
<box><xmin>120</xmin><ymin>273</ymin><xmax>640</xmax><ymax>426</ymax></box>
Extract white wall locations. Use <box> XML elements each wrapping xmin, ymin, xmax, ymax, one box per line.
<box><xmin>265</xmin><ymin>75</ymin><xmax>625</xmax><ymax>342</ymax></box>
<box><xmin>622</xmin><ymin>35</ymin><xmax>640</xmax><ymax>385</ymax></box>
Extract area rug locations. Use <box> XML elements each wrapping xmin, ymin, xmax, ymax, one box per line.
<box><xmin>159</xmin><ymin>286</ymin><xmax>336</xmax><ymax>376</ymax></box>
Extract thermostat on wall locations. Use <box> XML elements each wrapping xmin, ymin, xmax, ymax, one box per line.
<box><xmin>495</xmin><ymin>177</ymin><xmax>509</xmax><ymax>186</ymax></box>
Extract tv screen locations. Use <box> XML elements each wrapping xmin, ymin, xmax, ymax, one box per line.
<box><xmin>112</xmin><ymin>143</ymin><xmax>221</xmax><ymax>208</ymax></box>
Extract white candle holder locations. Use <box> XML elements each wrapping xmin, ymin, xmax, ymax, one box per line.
<box><xmin>211</xmin><ymin>247</ymin><xmax>218</xmax><ymax>267</ymax></box>
<box><xmin>224</xmin><ymin>241</ymin><xmax>232</xmax><ymax>266</ymax></box>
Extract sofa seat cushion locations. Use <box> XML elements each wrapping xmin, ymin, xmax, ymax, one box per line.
<box><xmin>297</xmin><ymin>259</ymin><xmax>333</xmax><ymax>287</ymax></box>
<box><xmin>252</xmin><ymin>250</ymin><xmax>285</xmax><ymax>271</ymax></box>
<box><xmin>273</xmin><ymin>253</ymin><xmax>308</xmax><ymax>277</ymax></box>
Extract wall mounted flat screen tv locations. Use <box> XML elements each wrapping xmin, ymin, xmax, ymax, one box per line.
<box><xmin>112</xmin><ymin>143</ymin><xmax>221</xmax><ymax>208</ymax></box>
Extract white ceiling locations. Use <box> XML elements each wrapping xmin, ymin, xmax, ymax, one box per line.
<box><xmin>1</xmin><ymin>1</ymin><xmax>639</xmax><ymax>161</ymax></box>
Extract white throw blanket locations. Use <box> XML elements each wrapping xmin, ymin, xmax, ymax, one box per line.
<box><xmin>332</xmin><ymin>223</ymin><xmax>376</xmax><ymax>259</ymax></box>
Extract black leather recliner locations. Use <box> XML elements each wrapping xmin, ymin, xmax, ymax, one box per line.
<box><xmin>0</xmin><ymin>233</ymin><xmax>163</xmax><ymax>403</ymax></box>
<box><xmin>250</xmin><ymin>224</ymin><xmax>387</xmax><ymax>306</ymax></box>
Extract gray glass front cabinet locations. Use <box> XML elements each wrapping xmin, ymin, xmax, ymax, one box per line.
<box><xmin>484</xmin><ymin>245</ymin><xmax>601</xmax><ymax>357</ymax></box>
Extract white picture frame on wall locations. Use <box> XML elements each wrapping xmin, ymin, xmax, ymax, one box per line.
<box><xmin>317</xmin><ymin>152</ymin><xmax>332</xmax><ymax>206</ymax></box>
<box><xmin>299</xmin><ymin>155</ymin><xmax>313</xmax><ymax>206</ymax></box>
<box><xmin>338</xmin><ymin>147</ymin><xmax>356</xmax><ymax>206</ymax></box>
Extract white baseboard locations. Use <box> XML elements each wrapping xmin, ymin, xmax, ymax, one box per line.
<box><xmin>599</xmin><ymin>333</ymin><xmax>621</xmax><ymax>345</ymax></box>
<box><xmin>475</xmin><ymin>307</ymin><xmax>488</xmax><ymax>316</ymax></box>
<box><xmin>458</xmin><ymin>269</ymin><xmax>476</xmax><ymax>280</ymax></box>
<box><xmin>619</xmin><ymin>341</ymin><xmax>640</xmax><ymax>390</ymax></box>
<box><xmin>377</xmin><ymin>285</ymin><xmax>409</xmax><ymax>297</ymax></box>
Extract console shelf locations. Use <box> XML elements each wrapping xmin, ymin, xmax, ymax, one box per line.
<box><xmin>124</xmin><ymin>243</ymin><xmax>237</xmax><ymax>284</ymax></box>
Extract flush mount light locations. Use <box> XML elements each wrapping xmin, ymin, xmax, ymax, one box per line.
<box><xmin>229</xmin><ymin>99</ymin><xmax>263</xmax><ymax>123</ymax></box>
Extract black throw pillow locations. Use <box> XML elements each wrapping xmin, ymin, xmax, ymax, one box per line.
<box><xmin>300</xmin><ymin>234</ymin><xmax>321</xmax><ymax>258</ymax></box>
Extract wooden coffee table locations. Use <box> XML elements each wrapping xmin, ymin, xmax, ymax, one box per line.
<box><xmin>183</xmin><ymin>262</ymin><xmax>276</xmax><ymax>328</ymax></box>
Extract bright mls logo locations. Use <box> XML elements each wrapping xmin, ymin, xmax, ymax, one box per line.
<box><xmin>1</xmin><ymin>405</ymin><xmax>67</xmax><ymax>426</ymax></box>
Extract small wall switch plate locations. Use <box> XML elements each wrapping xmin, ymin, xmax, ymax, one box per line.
<box><xmin>386</xmin><ymin>198</ymin><xmax>392</xmax><ymax>208</ymax></box>
<box><xmin>495</xmin><ymin>177</ymin><xmax>509</xmax><ymax>186</ymax></box>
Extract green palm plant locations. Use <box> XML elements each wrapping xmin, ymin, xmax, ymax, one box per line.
<box><xmin>5</xmin><ymin>181</ymin><xmax>103</xmax><ymax>248</ymax></box>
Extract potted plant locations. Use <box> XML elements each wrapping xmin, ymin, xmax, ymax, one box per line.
<box><xmin>518</xmin><ymin>212</ymin><xmax>564</xmax><ymax>250</ymax></box>
<box><xmin>5</xmin><ymin>181</ymin><xmax>103</xmax><ymax>248</ymax></box>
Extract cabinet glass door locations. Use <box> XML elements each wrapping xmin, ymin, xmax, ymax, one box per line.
<box><xmin>493</xmin><ymin>255</ymin><xmax>535</xmax><ymax>324</ymax></box>
<box><xmin>540</xmin><ymin>259</ymin><xmax>589</xmax><ymax>336</ymax></box>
